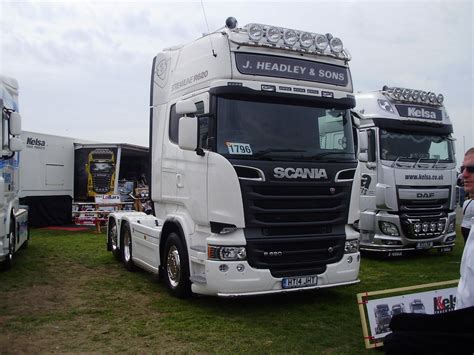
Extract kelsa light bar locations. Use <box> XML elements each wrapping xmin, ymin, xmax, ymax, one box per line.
<box><xmin>382</xmin><ymin>85</ymin><xmax>444</xmax><ymax>106</ymax></box>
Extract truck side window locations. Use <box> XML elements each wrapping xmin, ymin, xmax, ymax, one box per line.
<box><xmin>169</xmin><ymin>102</ymin><xmax>205</xmax><ymax>145</ymax></box>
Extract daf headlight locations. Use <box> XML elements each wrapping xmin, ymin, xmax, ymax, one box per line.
<box><xmin>329</xmin><ymin>37</ymin><xmax>343</xmax><ymax>53</ymax></box>
<box><xmin>314</xmin><ymin>34</ymin><xmax>329</xmax><ymax>50</ymax></box>
<box><xmin>208</xmin><ymin>245</ymin><xmax>247</xmax><ymax>261</ymax></box>
<box><xmin>447</xmin><ymin>221</ymin><xmax>455</xmax><ymax>233</ymax></box>
<box><xmin>266</xmin><ymin>26</ymin><xmax>281</xmax><ymax>44</ymax></box>
<box><xmin>283</xmin><ymin>29</ymin><xmax>298</xmax><ymax>46</ymax></box>
<box><xmin>248</xmin><ymin>23</ymin><xmax>263</xmax><ymax>41</ymax></box>
<box><xmin>299</xmin><ymin>32</ymin><xmax>314</xmax><ymax>48</ymax></box>
<box><xmin>344</xmin><ymin>239</ymin><xmax>359</xmax><ymax>254</ymax></box>
<box><xmin>437</xmin><ymin>94</ymin><xmax>444</xmax><ymax>104</ymax></box>
<box><xmin>379</xmin><ymin>221</ymin><xmax>400</xmax><ymax>236</ymax></box>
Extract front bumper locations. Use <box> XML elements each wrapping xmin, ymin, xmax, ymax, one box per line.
<box><xmin>190</xmin><ymin>251</ymin><xmax>360</xmax><ymax>297</ymax></box>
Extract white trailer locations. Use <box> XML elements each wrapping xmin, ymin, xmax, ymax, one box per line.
<box><xmin>356</xmin><ymin>86</ymin><xmax>457</xmax><ymax>257</ymax></box>
<box><xmin>0</xmin><ymin>75</ymin><xmax>29</xmax><ymax>270</ymax></box>
<box><xmin>108</xmin><ymin>18</ymin><xmax>361</xmax><ymax>297</ymax></box>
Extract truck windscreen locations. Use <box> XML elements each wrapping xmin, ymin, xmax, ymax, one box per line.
<box><xmin>379</xmin><ymin>129</ymin><xmax>454</xmax><ymax>162</ymax></box>
<box><xmin>91</xmin><ymin>162</ymin><xmax>114</xmax><ymax>173</ymax></box>
<box><xmin>216</xmin><ymin>97</ymin><xmax>355</xmax><ymax>161</ymax></box>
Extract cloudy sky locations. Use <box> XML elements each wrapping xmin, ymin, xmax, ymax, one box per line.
<box><xmin>1</xmin><ymin>0</ymin><xmax>473</xmax><ymax>158</ymax></box>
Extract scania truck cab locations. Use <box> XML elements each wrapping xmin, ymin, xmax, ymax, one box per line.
<box><xmin>0</xmin><ymin>75</ymin><xmax>29</xmax><ymax>270</ymax></box>
<box><xmin>356</xmin><ymin>86</ymin><xmax>456</xmax><ymax>257</ymax></box>
<box><xmin>108</xmin><ymin>18</ymin><xmax>361</xmax><ymax>297</ymax></box>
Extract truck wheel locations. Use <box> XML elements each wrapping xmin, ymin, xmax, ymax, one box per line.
<box><xmin>120</xmin><ymin>222</ymin><xmax>135</xmax><ymax>272</ymax></box>
<box><xmin>163</xmin><ymin>232</ymin><xmax>191</xmax><ymax>298</ymax></box>
<box><xmin>107</xmin><ymin>219</ymin><xmax>121</xmax><ymax>260</ymax></box>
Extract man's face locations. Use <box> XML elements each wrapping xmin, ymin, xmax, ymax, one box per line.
<box><xmin>462</xmin><ymin>153</ymin><xmax>474</xmax><ymax>195</ymax></box>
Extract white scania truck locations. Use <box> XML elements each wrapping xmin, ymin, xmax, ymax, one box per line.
<box><xmin>107</xmin><ymin>18</ymin><xmax>361</xmax><ymax>297</ymax></box>
<box><xmin>356</xmin><ymin>86</ymin><xmax>457</xmax><ymax>257</ymax></box>
<box><xmin>0</xmin><ymin>75</ymin><xmax>29</xmax><ymax>270</ymax></box>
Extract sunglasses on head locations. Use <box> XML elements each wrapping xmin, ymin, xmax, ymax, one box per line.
<box><xmin>461</xmin><ymin>165</ymin><xmax>474</xmax><ymax>174</ymax></box>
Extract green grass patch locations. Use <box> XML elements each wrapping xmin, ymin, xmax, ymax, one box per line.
<box><xmin>0</xmin><ymin>227</ymin><xmax>463</xmax><ymax>354</ymax></box>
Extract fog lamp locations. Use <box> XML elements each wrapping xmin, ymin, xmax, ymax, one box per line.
<box><xmin>430</xmin><ymin>222</ymin><xmax>437</xmax><ymax>232</ymax></box>
<box><xmin>437</xmin><ymin>94</ymin><xmax>444</xmax><ymax>104</ymax></box>
<box><xmin>414</xmin><ymin>222</ymin><xmax>422</xmax><ymax>233</ymax></box>
<box><xmin>422</xmin><ymin>222</ymin><xmax>430</xmax><ymax>233</ymax></box>
<box><xmin>437</xmin><ymin>221</ymin><xmax>445</xmax><ymax>232</ymax></box>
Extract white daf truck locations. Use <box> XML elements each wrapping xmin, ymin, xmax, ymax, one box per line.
<box><xmin>356</xmin><ymin>86</ymin><xmax>457</xmax><ymax>257</ymax></box>
<box><xmin>107</xmin><ymin>18</ymin><xmax>361</xmax><ymax>297</ymax></box>
<box><xmin>0</xmin><ymin>75</ymin><xmax>29</xmax><ymax>270</ymax></box>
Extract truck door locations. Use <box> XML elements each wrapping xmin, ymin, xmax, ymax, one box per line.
<box><xmin>175</xmin><ymin>94</ymin><xmax>209</xmax><ymax>226</ymax></box>
<box><xmin>360</xmin><ymin>128</ymin><xmax>377</xmax><ymax>212</ymax></box>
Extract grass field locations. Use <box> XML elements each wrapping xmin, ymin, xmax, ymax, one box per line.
<box><xmin>0</xmin><ymin>227</ymin><xmax>464</xmax><ymax>354</ymax></box>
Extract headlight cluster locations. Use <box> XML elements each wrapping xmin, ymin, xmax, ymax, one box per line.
<box><xmin>379</xmin><ymin>221</ymin><xmax>400</xmax><ymax>236</ymax></box>
<box><xmin>208</xmin><ymin>245</ymin><xmax>247</xmax><ymax>261</ymax></box>
<box><xmin>381</xmin><ymin>85</ymin><xmax>444</xmax><ymax>106</ymax></box>
<box><xmin>228</xmin><ymin>20</ymin><xmax>349</xmax><ymax>60</ymax></box>
<box><xmin>344</xmin><ymin>239</ymin><xmax>359</xmax><ymax>254</ymax></box>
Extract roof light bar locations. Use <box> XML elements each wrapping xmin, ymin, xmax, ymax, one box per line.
<box><xmin>226</xmin><ymin>19</ymin><xmax>350</xmax><ymax>60</ymax></box>
<box><xmin>382</xmin><ymin>86</ymin><xmax>445</xmax><ymax>106</ymax></box>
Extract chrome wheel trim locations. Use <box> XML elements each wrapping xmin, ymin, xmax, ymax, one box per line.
<box><xmin>167</xmin><ymin>245</ymin><xmax>181</xmax><ymax>288</ymax></box>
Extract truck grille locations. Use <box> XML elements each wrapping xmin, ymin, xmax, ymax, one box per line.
<box><xmin>239</xmin><ymin>176</ymin><xmax>353</xmax><ymax>277</ymax></box>
<box><xmin>398</xmin><ymin>186</ymin><xmax>451</xmax><ymax>240</ymax></box>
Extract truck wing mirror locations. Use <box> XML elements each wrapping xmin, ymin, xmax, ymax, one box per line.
<box><xmin>9</xmin><ymin>111</ymin><xmax>22</xmax><ymax>136</ymax></box>
<box><xmin>351</xmin><ymin>110</ymin><xmax>363</xmax><ymax>128</ymax></box>
<box><xmin>178</xmin><ymin>116</ymin><xmax>198</xmax><ymax>151</ymax></box>
<box><xmin>176</xmin><ymin>99</ymin><xmax>197</xmax><ymax>115</ymax></box>
<box><xmin>358</xmin><ymin>130</ymin><xmax>369</xmax><ymax>163</ymax></box>
<box><xmin>9</xmin><ymin>136</ymin><xmax>23</xmax><ymax>152</ymax></box>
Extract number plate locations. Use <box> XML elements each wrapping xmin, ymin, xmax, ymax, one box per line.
<box><xmin>282</xmin><ymin>275</ymin><xmax>318</xmax><ymax>289</ymax></box>
<box><xmin>416</xmin><ymin>241</ymin><xmax>433</xmax><ymax>250</ymax></box>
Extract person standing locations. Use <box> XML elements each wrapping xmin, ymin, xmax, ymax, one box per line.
<box><xmin>460</xmin><ymin>149</ymin><xmax>474</xmax><ymax>243</ymax></box>
<box><xmin>461</xmin><ymin>195</ymin><xmax>474</xmax><ymax>243</ymax></box>
<box><xmin>384</xmin><ymin>148</ymin><xmax>474</xmax><ymax>354</ymax></box>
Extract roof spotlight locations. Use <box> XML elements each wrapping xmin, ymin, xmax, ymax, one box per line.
<box><xmin>420</xmin><ymin>91</ymin><xmax>428</xmax><ymax>102</ymax></box>
<box><xmin>299</xmin><ymin>32</ymin><xmax>314</xmax><ymax>48</ymax></box>
<box><xmin>411</xmin><ymin>90</ymin><xmax>420</xmax><ymax>100</ymax></box>
<box><xmin>283</xmin><ymin>29</ymin><xmax>298</xmax><ymax>46</ymax></box>
<box><xmin>266</xmin><ymin>26</ymin><xmax>281</xmax><ymax>44</ymax></box>
<box><xmin>402</xmin><ymin>89</ymin><xmax>412</xmax><ymax>100</ymax></box>
<box><xmin>329</xmin><ymin>37</ymin><xmax>343</xmax><ymax>53</ymax></box>
<box><xmin>437</xmin><ymin>94</ymin><xmax>444</xmax><ymax>104</ymax></box>
<box><xmin>315</xmin><ymin>34</ymin><xmax>329</xmax><ymax>50</ymax></box>
<box><xmin>247</xmin><ymin>23</ymin><xmax>263</xmax><ymax>41</ymax></box>
<box><xmin>393</xmin><ymin>88</ymin><xmax>402</xmax><ymax>99</ymax></box>
<box><xmin>428</xmin><ymin>92</ymin><xmax>437</xmax><ymax>103</ymax></box>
